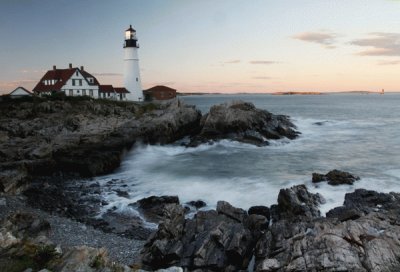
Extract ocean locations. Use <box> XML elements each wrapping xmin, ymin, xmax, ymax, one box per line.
<box><xmin>93</xmin><ymin>93</ymin><xmax>400</xmax><ymax>219</ymax></box>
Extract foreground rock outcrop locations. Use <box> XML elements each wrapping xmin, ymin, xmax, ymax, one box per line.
<box><xmin>0</xmin><ymin>97</ymin><xmax>201</xmax><ymax>193</ymax></box>
<box><xmin>141</xmin><ymin>185</ymin><xmax>400</xmax><ymax>272</ymax></box>
<box><xmin>188</xmin><ymin>101</ymin><xmax>299</xmax><ymax>146</ymax></box>
<box><xmin>0</xmin><ymin>211</ymin><xmax>131</xmax><ymax>272</ymax></box>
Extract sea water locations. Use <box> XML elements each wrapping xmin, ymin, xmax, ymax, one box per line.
<box><xmin>94</xmin><ymin>93</ymin><xmax>400</xmax><ymax>216</ymax></box>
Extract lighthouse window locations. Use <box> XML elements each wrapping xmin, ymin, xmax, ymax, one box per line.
<box><xmin>136</xmin><ymin>77</ymin><xmax>138</xmax><ymax>82</ymax></box>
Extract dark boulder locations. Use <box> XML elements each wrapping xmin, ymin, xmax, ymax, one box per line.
<box><xmin>141</xmin><ymin>202</ymin><xmax>256</xmax><ymax>271</ymax></box>
<box><xmin>271</xmin><ymin>184</ymin><xmax>324</xmax><ymax>221</ymax></box>
<box><xmin>311</xmin><ymin>172</ymin><xmax>326</xmax><ymax>183</ymax></box>
<box><xmin>135</xmin><ymin>195</ymin><xmax>180</xmax><ymax>223</ymax></box>
<box><xmin>186</xmin><ymin>200</ymin><xmax>207</xmax><ymax>209</ymax></box>
<box><xmin>216</xmin><ymin>200</ymin><xmax>248</xmax><ymax>223</ymax></box>
<box><xmin>312</xmin><ymin>169</ymin><xmax>360</xmax><ymax>186</ymax></box>
<box><xmin>248</xmin><ymin>205</ymin><xmax>270</xmax><ymax>220</ymax></box>
<box><xmin>188</xmin><ymin>101</ymin><xmax>299</xmax><ymax>146</ymax></box>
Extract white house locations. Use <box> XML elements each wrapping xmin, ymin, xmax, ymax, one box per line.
<box><xmin>9</xmin><ymin>87</ymin><xmax>33</xmax><ymax>98</ymax></box>
<box><xmin>33</xmin><ymin>64</ymin><xmax>130</xmax><ymax>101</ymax></box>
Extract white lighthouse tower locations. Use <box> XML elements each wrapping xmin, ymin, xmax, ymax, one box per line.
<box><xmin>123</xmin><ymin>25</ymin><xmax>143</xmax><ymax>101</ymax></box>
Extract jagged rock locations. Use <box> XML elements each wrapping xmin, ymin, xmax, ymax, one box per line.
<box><xmin>248</xmin><ymin>205</ymin><xmax>270</xmax><ymax>220</ymax></box>
<box><xmin>141</xmin><ymin>202</ymin><xmax>255</xmax><ymax>271</ymax></box>
<box><xmin>188</xmin><ymin>101</ymin><xmax>299</xmax><ymax>146</ymax></box>
<box><xmin>271</xmin><ymin>184</ymin><xmax>324</xmax><ymax>221</ymax></box>
<box><xmin>327</xmin><ymin>189</ymin><xmax>400</xmax><ymax>218</ymax></box>
<box><xmin>135</xmin><ymin>195</ymin><xmax>180</xmax><ymax>223</ymax></box>
<box><xmin>186</xmin><ymin>200</ymin><xmax>206</xmax><ymax>209</ymax></box>
<box><xmin>216</xmin><ymin>200</ymin><xmax>248</xmax><ymax>223</ymax></box>
<box><xmin>312</xmin><ymin>169</ymin><xmax>360</xmax><ymax>186</ymax></box>
<box><xmin>254</xmin><ymin>188</ymin><xmax>400</xmax><ymax>272</ymax></box>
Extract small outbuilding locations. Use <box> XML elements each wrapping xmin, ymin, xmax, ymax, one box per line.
<box><xmin>9</xmin><ymin>87</ymin><xmax>33</xmax><ymax>98</ymax></box>
<box><xmin>143</xmin><ymin>85</ymin><xmax>177</xmax><ymax>101</ymax></box>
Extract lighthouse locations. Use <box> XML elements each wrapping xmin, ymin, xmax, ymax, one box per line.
<box><xmin>123</xmin><ymin>25</ymin><xmax>143</xmax><ymax>101</ymax></box>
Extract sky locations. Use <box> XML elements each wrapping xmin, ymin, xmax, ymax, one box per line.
<box><xmin>1</xmin><ymin>0</ymin><xmax>400</xmax><ymax>94</ymax></box>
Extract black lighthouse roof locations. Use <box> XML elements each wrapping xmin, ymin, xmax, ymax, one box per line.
<box><xmin>126</xmin><ymin>25</ymin><xmax>136</xmax><ymax>32</ymax></box>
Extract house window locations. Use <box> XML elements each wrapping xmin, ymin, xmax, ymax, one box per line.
<box><xmin>79</xmin><ymin>79</ymin><xmax>82</xmax><ymax>86</ymax></box>
<box><xmin>89</xmin><ymin>90</ymin><xmax>93</xmax><ymax>97</ymax></box>
<box><xmin>76</xmin><ymin>71</ymin><xmax>78</xmax><ymax>76</ymax></box>
<box><xmin>82</xmin><ymin>89</ymin><xmax>86</xmax><ymax>96</ymax></box>
<box><xmin>72</xmin><ymin>79</ymin><xmax>76</xmax><ymax>86</ymax></box>
<box><xmin>77</xmin><ymin>90</ymin><xmax>80</xmax><ymax>94</ymax></box>
<box><xmin>88</xmin><ymin>78</ymin><xmax>93</xmax><ymax>83</ymax></box>
<box><xmin>107</xmin><ymin>93</ymin><xmax>110</xmax><ymax>97</ymax></box>
<box><xmin>69</xmin><ymin>89</ymin><xmax>73</xmax><ymax>96</ymax></box>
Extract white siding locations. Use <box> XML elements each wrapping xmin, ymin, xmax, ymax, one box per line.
<box><xmin>61</xmin><ymin>69</ymin><xmax>99</xmax><ymax>98</ymax></box>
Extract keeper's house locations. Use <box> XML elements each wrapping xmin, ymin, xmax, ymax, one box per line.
<box><xmin>32</xmin><ymin>64</ymin><xmax>129</xmax><ymax>101</ymax></box>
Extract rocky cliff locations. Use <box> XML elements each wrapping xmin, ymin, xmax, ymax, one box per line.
<box><xmin>0</xmin><ymin>97</ymin><xmax>201</xmax><ymax>193</ymax></box>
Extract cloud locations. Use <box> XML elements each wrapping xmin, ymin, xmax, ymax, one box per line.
<box><xmin>224</xmin><ymin>60</ymin><xmax>241</xmax><ymax>64</ymax></box>
<box><xmin>92</xmin><ymin>72</ymin><xmax>123</xmax><ymax>76</ymax></box>
<box><xmin>377</xmin><ymin>60</ymin><xmax>400</xmax><ymax>65</ymax></box>
<box><xmin>352</xmin><ymin>33</ymin><xmax>400</xmax><ymax>56</ymax></box>
<box><xmin>249</xmin><ymin>60</ymin><xmax>277</xmax><ymax>65</ymax></box>
<box><xmin>292</xmin><ymin>31</ymin><xmax>338</xmax><ymax>49</ymax></box>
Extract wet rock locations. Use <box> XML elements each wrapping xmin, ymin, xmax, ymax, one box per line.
<box><xmin>248</xmin><ymin>205</ymin><xmax>270</xmax><ymax>220</ymax></box>
<box><xmin>342</xmin><ymin>189</ymin><xmax>400</xmax><ymax>214</ymax></box>
<box><xmin>141</xmin><ymin>202</ymin><xmax>256</xmax><ymax>271</ymax></box>
<box><xmin>312</xmin><ymin>169</ymin><xmax>360</xmax><ymax>186</ymax></box>
<box><xmin>188</xmin><ymin>101</ymin><xmax>299</xmax><ymax>146</ymax></box>
<box><xmin>186</xmin><ymin>200</ymin><xmax>206</xmax><ymax>209</ymax></box>
<box><xmin>217</xmin><ymin>200</ymin><xmax>248</xmax><ymax>223</ymax></box>
<box><xmin>114</xmin><ymin>189</ymin><xmax>130</xmax><ymax>198</ymax></box>
<box><xmin>311</xmin><ymin>172</ymin><xmax>326</xmax><ymax>183</ymax></box>
<box><xmin>136</xmin><ymin>195</ymin><xmax>180</xmax><ymax>223</ymax></box>
<box><xmin>271</xmin><ymin>184</ymin><xmax>323</xmax><ymax>221</ymax></box>
<box><xmin>326</xmin><ymin>206</ymin><xmax>362</xmax><ymax>221</ymax></box>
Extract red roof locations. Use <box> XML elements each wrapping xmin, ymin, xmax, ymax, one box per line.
<box><xmin>32</xmin><ymin>67</ymin><xmax>99</xmax><ymax>93</ymax></box>
<box><xmin>114</xmin><ymin>87</ymin><xmax>129</xmax><ymax>94</ymax></box>
<box><xmin>144</xmin><ymin>85</ymin><xmax>177</xmax><ymax>93</ymax></box>
<box><xmin>81</xmin><ymin>70</ymin><xmax>100</xmax><ymax>85</ymax></box>
<box><xmin>99</xmin><ymin>85</ymin><xmax>114</xmax><ymax>93</ymax></box>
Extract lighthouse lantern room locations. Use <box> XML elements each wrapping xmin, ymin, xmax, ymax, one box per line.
<box><xmin>123</xmin><ymin>25</ymin><xmax>143</xmax><ymax>101</ymax></box>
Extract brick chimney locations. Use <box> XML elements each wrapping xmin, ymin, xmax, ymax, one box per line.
<box><xmin>80</xmin><ymin>66</ymin><xmax>84</xmax><ymax>71</ymax></box>
<box><xmin>53</xmin><ymin>65</ymin><xmax>56</xmax><ymax>70</ymax></box>
<box><xmin>69</xmin><ymin>63</ymin><xmax>72</xmax><ymax>69</ymax></box>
